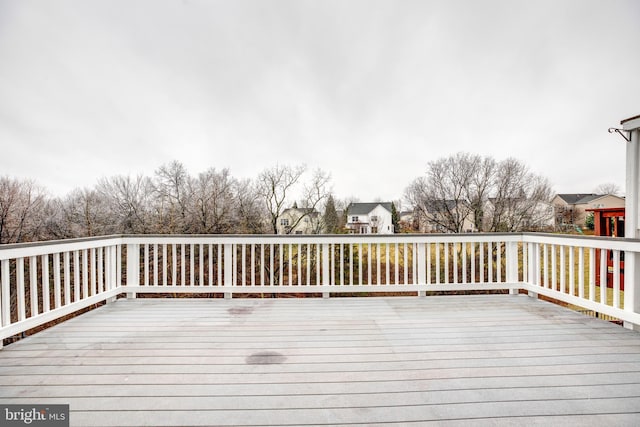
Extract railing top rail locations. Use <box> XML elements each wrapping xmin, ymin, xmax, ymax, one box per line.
<box><xmin>0</xmin><ymin>235</ymin><xmax>124</xmax><ymax>260</ymax></box>
<box><xmin>119</xmin><ymin>233</ymin><xmax>524</xmax><ymax>245</ymax></box>
<box><xmin>3</xmin><ymin>232</ymin><xmax>640</xmax><ymax>259</ymax></box>
<box><xmin>522</xmin><ymin>232</ymin><xmax>640</xmax><ymax>250</ymax></box>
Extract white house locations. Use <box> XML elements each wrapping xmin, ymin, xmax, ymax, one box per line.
<box><xmin>346</xmin><ymin>202</ymin><xmax>394</xmax><ymax>234</ymax></box>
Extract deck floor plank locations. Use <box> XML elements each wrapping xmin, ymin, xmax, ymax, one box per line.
<box><xmin>1</xmin><ymin>295</ymin><xmax>640</xmax><ymax>426</ymax></box>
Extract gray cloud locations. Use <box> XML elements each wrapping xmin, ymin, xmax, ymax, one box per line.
<box><xmin>1</xmin><ymin>0</ymin><xmax>639</xmax><ymax>201</ymax></box>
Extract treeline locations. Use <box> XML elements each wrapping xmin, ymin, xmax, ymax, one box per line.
<box><xmin>1</xmin><ymin>153</ymin><xmax>559</xmax><ymax>244</ymax></box>
<box><xmin>0</xmin><ymin>162</ymin><xmax>333</xmax><ymax>243</ymax></box>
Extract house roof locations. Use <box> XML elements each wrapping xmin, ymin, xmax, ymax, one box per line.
<box><xmin>487</xmin><ymin>197</ymin><xmax>552</xmax><ymax>205</ymax></box>
<box><xmin>427</xmin><ymin>199</ymin><xmax>458</xmax><ymax>212</ymax></box>
<box><xmin>621</xmin><ymin>114</ymin><xmax>640</xmax><ymax>131</ymax></box>
<box><xmin>555</xmin><ymin>194</ymin><xmax>602</xmax><ymax>205</ymax></box>
<box><xmin>281</xmin><ymin>207</ymin><xmax>320</xmax><ymax>218</ymax></box>
<box><xmin>347</xmin><ymin>202</ymin><xmax>392</xmax><ymax>216</ymax></box>
<box><xmin>487</xmin><ymin>197</ymin><xmax>525</xmax><ymax>203</ymax></box>
<box><xmin>621</xmin><ymin>114</ymin><xmax>640</xmax><ymax>124</ymax></box>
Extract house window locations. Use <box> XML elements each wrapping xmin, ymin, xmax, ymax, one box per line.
<box><xmin>370</xmin><ymin>215</ymin><xmax>378</xmax><ymax>222</ymax></box>
<box><xmin>371</xmin><ymin>226</ymin><xmax>378</xmax><ymax>234</ymax></box>
<box><xmin>351</xmin><ymin>216</ymin><xmax>359</xmax><ymax>222</ymax></box>
<box><xmin>280</xmin><ymin>219</ymin><xmax>289</xmax><ymax>226</ymax></box>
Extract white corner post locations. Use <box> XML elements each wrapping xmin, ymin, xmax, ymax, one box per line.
<box><xmin>105</xmin><ymin>246</ymin><xmax>118</xmax><ymax>303</ymax></box>
<box><xmin>126</xmin><ymin>243</ymin><xmax>139</xmax><ymax>299</ymax></box>
<box><xmin>506</xmin><ymin>241</ymin><xmax>519</xmax><ymax>295</ymax></box>
<box><xmin>622</xmin><ymin>115</ymin><xmax>640</xmax><ymax>330</ymax></box>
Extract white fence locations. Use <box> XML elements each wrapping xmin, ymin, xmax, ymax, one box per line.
<box><xmin>1</xmin><ymin>233</ymin><xmax>640</xmax><ymax>345</ymax></box>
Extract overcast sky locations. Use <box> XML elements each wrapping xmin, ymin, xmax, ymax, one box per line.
<box><xmin>1</xmin><ymin>0</ymin><xmax>639</xmax><ymax>204</ymax></box>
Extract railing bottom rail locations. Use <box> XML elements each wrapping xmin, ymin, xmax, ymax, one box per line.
<box><xmin>123</xmin><ymin>283</ymin><xmax>520</xmax><ymax>295</ymax></box>
<box><xmin>0</xmin><ymin>288</ymin><xmax>120</xmax><ymax>345</ymax></box>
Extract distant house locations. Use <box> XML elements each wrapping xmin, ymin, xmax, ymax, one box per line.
<box><xmin>276</xmin><ymin>206</ymin><xmax>321</xmax><ymax>234</ymax></box>
<box><xmin>399</xmin><ymin>210</ymin><xmax>421</xmax><ymax>232</ymax></box>
<box><xmin>346</xmin><ymin>202</ymin><xmax>394</xmax><ymax>234</ymax></box>
<box><xmin>421</xmin><ymin>199</ymin><xmax>476</xmax><ymax>233</ymax></box>
<box><xmin>552</xmin><ymin>194</ymin><xmax>625</xmax><ymax>229</ymax></box>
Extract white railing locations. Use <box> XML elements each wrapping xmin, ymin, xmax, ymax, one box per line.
<box><xmin>520</xmin><ymin>233</ymin><xmax>640</xmax><ymax>326</ymax></box>
<box><xmin>121</xmin><ymin>234</ymin><xmax>522</xmax><ymax>294</ymax></box>
<box><xmin>0</xmin><ymin>236</ymin><xmax>123</xmax><ymax>345</ymax></box>
<box><xmin>1</xmin><ymin>233</ymin><xmax>640</xmax><ymax>346</ymax></box>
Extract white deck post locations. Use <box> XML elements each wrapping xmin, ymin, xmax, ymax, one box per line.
<box><xmin>506</xmin><ymin>241</ymin><xmax>519</xmax><ymax>295</ymax></box>
<box><xmin>527</xmin><ymin>242</ymin><xmax>539</xmax><ymax>299</ymax></box>
<box><xmin>322</xmin><ymin>243</ymin><xmax>330</xmax><ymax>298</ymax></box>
<box><xmin>106</xmin><ymin>246</ymin><xmax>117</xmax><ymax>303</ymax></box>
<box><xmin>0</xmin><ymin>259</ymin><xmax>8</xmax><ymax>349</ymax></box>
<box><xmin>622</xmin><ymin>115</ymin><xmax>640</xmax><ymax>330</ymax></box>
<box><xmin>417</xmin><ymin>243</ymin><xmax>426</xmax><ymax>297</ymax></box>
<box><xmin>126</xmin><ymin>243</ymin><xmax>139</xmax><ymax>299</ymax></box>
<box><xmin>224</xmin><ymin>243</ymin><xmax>233</xmax><ymax>299</ymax></box>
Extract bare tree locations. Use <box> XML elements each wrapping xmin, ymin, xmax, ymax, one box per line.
<box><xmin>47</xmin><ymin>188</ymin><xmax>112</xmax><ymax>238</ymax></box>
<box><xmin>0</xmin><ymin>162</ymin><xmax>339</xmax><ymax>240</ymax></box>
<box><xmin>257</xmin><ymin>164</ymin><xmax>305</xmax><ymax>234</ymax></box>
<box><xmin>97</xmin><ymin>175</ymin><xmax>154</xmax><ymax>234</ymax></box>
<box><xmin>257</xmin><ymin>164</ymin><xmax>331</xmax><ymax>234</ymax></box>
<box><xmin>299</xmin><ymin>168</ymin><xmax>332</xmax><ymax>234</ymax></box>
<box><xmin>188</xmin><ymin>168</ymin><xmax>236</xmax><ymax>233</ymax></box>
<box><xmin>0</xmin><ymin>177</ymin><xmax>47</xmax><ymax>243</ymax></box>
<box><xmin>405</xmin><ymin>153</ymin><xmax>477</xmax><ymax>233</ymax></box>
<box><xmin>593</xmin><ymin>182</ymin><xmax>622</xmax><ymax>196</ymax></box>
<box><xmin>405</xmin><ymin>153</ymin><xmax>553</xmax><ymax>233</ymax></box>
<box><xmin>466</xmin><ymin>155</ymin><xmax>496</xmax><ymax>232</ymax></box>
<box><xmin>235</xmin><ymin>179</ymin><xmax>267</xmax><ymax>234</ymax></box>
<box><xmin>404</xmin><ymin>177</ymin><xmax>429</xmax><ymax>231</ymax></box>
<box><xmin>153</xmin><ymin>161</ymin><xmax>192</xmax><ymax>233</ymax></box>
<box><xmin>488</xmin><ymin>158</ymin><xmax>553</xmax><ymax>232</ymax></box>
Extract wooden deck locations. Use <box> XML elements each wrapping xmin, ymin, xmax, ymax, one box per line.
<box><xmin>1</xmin><ymin>295</ymin><xmax>640</xmax><ymax>426</ymax></box>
